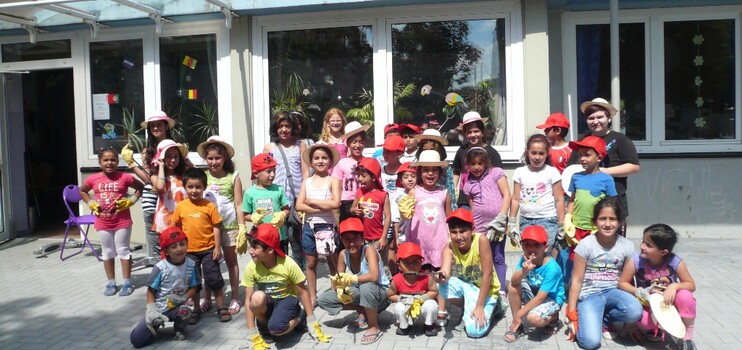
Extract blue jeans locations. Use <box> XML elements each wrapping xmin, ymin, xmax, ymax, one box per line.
<box><xmin>520</xmin><ymin>216</ymin><xmax>558</xmax><ymax>250</ymax></box>
<box><xmin>576</xmin><ymin>288</ymin><xmax>642</xmax><ymax>349</ymax></box>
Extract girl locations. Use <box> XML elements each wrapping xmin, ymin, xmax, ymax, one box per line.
<box><xmin>264</xmin><ymin>111</ymin><xmax>309</xmax><ymax>269</ymax></box>
<box><xmin>197</xmin><ymin>136</ymin><xmax>245</xmax><ymax>315</ymax></box>
<box><xmin>566</xmin><ymin>197</ymin><xmax>642</xmax><ymax>350</ymax></box>
<box><xmin>151</xmin><ymin>139</ymin><xmax>188</xmax><ymax>233</ymax></box>
<box><xmin>510</xmin><ymin>134</ymin><xmax>565</xmax><ymax>251</ymax></box>
<box><xmin>296</xmin><ymin>144</ymin><xmax>342</xmax><ymax>306</ymax></box>
<box><xmin>318</xmin><ymin>108</ymin><xmax>348</xmax><ymax>160</ymax></box>
<box><xmin>415</xmin><ymin>129</ymin><xmax>457</xmax><ymax>210</ymax></box>
<box><xmin>332</xmin><ymin>121</ymin><xmax>369</xmax><ymax>222</ymax></box>
<box><xmin>618</xmin><ymin>224</ymin><xmax>697</xmax><ymax>349</ymax></box>
<box><xmin>393</xmin><ymin>162</ymin><xmax>417</xmax><ymax>247</ymax></box>
<box><xmin>452</xmin><ymin>111</ymin><xmax>503</xmax><ymax>209</ymax></box>
<box><xmin>462</xmin><ymin>147</ymin><xmax>511</xmax><ymax>296</ymax></box>
<box><xmin>80</xmin><ymin>146</ymin><xmax>143</xmax><ymax>296</ymax></box>
<box><xmin>407</xmin><ymin>150</ymin><xmax>452</xmax><ymax>269</ymax></box>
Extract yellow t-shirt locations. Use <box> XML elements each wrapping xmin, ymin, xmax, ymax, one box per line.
<box><xmin>241</xmin><ymin>256</ymin><xmax>306</xmax><ymax>300</ymax></box>
<box><xmin>451</xmin><ymin>232</ymin><xmax>500</xmax><ymax>296</ymax></box>
<box><xmin>171</xmin><ymin>198</ymin><xmax>222</xmax><ymax>252</ymax></box>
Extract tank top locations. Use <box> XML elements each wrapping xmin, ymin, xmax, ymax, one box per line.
<box><xmin>344</xmin><ymin>245</ymin><xmax>390</xmax><ymax>288</ymax></box>
<box><xmin>205</xmin><ymin>171</ymin><xmax>238</xmax><ymax>229</ymax></box>
<box><xmin>408</xmin><ymin>185</ymin><xmax>449</xmax><ymax>268</ymax></box>
<box><xmin>304</xmin><ymin>175</ymin><xmax>335</xmax><ymax>225</ymax></box>
<box><xmin>268</xmin><ymin>141</ymin><xmax>302</xmax><ymax>202</ymax></box>
<box><xmin>391</xmin><ymin>273</ymin><xmax>429</xmax><ymax>295</ymax></box>
<box><xmin>451</xmin><ymin>232</ymin><xmax>500</xmax><ymax>297</ymax></box>
<box><xmin>632</xmin><ymin>253</ymin><xmax>683</xmax><ymax>289</ymax></box>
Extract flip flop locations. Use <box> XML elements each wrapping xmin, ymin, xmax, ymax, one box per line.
<box><xmin>228</xmin><ymin>299</ymin><xmax>241</xmax><ymax>315</ymax></box>
<box><xmin>360</xmin><ymin>331</ymin><xmax>382</xmax><ymax>345</ymax></box>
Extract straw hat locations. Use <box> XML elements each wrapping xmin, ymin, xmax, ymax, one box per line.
<box><xmin>415</xmin><ymin>129</ymin><xmax>449</xmax><ymax>145</ymax></box>
<box><xmin>649</xmin><ymin>293</ymin><xmax>686</xmax><ymax>339</ymax></box>
<box><xmin>302</xmin><ymin>143</ymin><xmax>341</xmax><ymax>168</ymax></box>
<box><xmin>411</xmin><ymin>150</ymin><xmax>449</xmax><ymax>168</ymax></box>
<box><xmin>341</xmin><ymin>121</ymin><xmax>370</xmax><ymax>140</ymax></box>
<box><xmin>197</xmin><ymin>135</ymin><xmax>235</xmax><ymax>159</ymax></box>
<box><xmin>155</xmin><ymin>139</ymin><xmax>188</xmax><ymax>160</ymax></box>
<box><xmin>141</xmin><ymin>110</ymin><xmax>176</xmax><ymax>129</ymax></box>
<box><xmin>580</xmin><ymin>97</ymin><xmax>618</xmax><ymax>118</ymax></box>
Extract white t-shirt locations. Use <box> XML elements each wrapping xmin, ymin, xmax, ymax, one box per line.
<box><xmin>512</xmin><ymin>165</ymin><xmax>562</xmax><ymax>218</ymax></box>
<box><xmin>575</xmin><ymin>234</ymin><xmax>635</xmax><ymax>300</ymax></box>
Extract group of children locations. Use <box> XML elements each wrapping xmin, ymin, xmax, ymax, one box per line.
<box><xmin>79</xmin><ymin>108</ymin><xmax>696</xmax><ymax>350</ymax></box>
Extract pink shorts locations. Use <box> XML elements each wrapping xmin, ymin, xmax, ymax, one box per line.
<box><xmin>636</xmin><ymin>289</ymin><xmax>696</xmax><ymax>331</ymax></box>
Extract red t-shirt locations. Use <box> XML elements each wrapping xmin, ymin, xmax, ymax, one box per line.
<box><xmin>84</xmin><ymin>172</ymin><xmax>136</xmax><ymax>231</ymax></box>
<box><xmin>392</xmin><ymin>273</ymin><xmax>430</xmax><ymax>294</ymax></box>
<box><xmin>355</xmin><ymin>188</ymin><xmax>387</xmax><ymax>241</ymax></box>
<box><xmin>549</xmin><ymin>144</ymin><xmax>572</xmax><ymax>174</ymax></box>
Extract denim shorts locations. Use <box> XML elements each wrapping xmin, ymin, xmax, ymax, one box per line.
<box><xmin>520</xmin><ymin>216</ymin><xmax>558</xmax><ymax>249</ymax></box>
<box><xmin>302</xmin><ymin>222</ymin><xmax>338</xmax><ymax>255</ymax></box>
<box><xmin>521</xmin><ymin>281</ymin><xmax>561</xmax><ymax>320</ymax></box>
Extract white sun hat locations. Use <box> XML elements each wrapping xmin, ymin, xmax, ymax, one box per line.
<box><xmin>649</xmin><ymin>293</ymin><xmax>686</xmax><ymax>339</ymax></box>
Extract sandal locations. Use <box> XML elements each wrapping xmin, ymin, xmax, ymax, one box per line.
<box><xmin>228</xmin><ymin>299</ymin><xmax>241</xmax><ymax>315</ymax></box>
<box><xmin>360</xmin><ymin>331</ymin><xmax>382</xmax><ymax>345</ymax></box>
<box><xmin>543</xmin><ymin>319</ymin><xmax>561</xmax><ymax>335</ymax></box>
<box><xmin>504</xmin><ymin>324</ymin><xmax>525</xmax><ymax>343</ymax></box>
<box><xmin>354</xmin><ymin>316</ymin><xmax>368</xmax><ymax>329</ymax></box>
<box><xmin>189</xmin><ymin>311</ymin><xmax>201</xmax><ymax>325</ymax></box>
<box><xmin>200</xmin><ymin>299</ymin><xmax>213</xmax><ymax>314</ymax></box>
<box><xmin>218</xmin><ymin>307</ymin><xmax>232</xmax><ymax>322</ymax></box>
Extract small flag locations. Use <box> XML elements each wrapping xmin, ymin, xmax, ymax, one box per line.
<box><xmin>182</xmin><ymin>55</ymin><xmax>197</xmax><ymax>69</ymax></box>
<box><xmin>187</xmin><ymin>89</ymin><xmax>198</xmax><ymax>100</ymax></box>
<box><xmin>122</xmin><ymin>58</ymin><xmax>134</xmax><ymax>69</ymax></box>
<box><xmin>107</xmin><ymin>94</ymin><xmax>119</xmax><ymax>104</ymax></box>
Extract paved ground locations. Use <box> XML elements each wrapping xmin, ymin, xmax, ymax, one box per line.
<box><xmin>0</xmin><ymin>233</ymin><xmax>738</xmax><ymax>350</ymax></box>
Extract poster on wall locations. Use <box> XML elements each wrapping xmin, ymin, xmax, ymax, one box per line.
<box><xmin>92</xmin><ymin>93</ymin><xmax>110</xmax><ymax>120</ymax></box>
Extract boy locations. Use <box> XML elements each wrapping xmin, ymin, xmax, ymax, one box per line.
<box><xmin>351</xmin><ymin>158</ymin><xmax>391</xmax><ymax>252</ymax></box>
<box><xmin>316</xmin><ymin>218</ymin><xmax>390</xmax><ymax>345</ymax></box>
<box><xmin>130</xmin><ymin>227</ymin><xmax>198</xmax><ymax>348</ymax></box>
<box><xmin>399</xmin><ymin>123</ymin><xmax>421</xmax><ymax>164</ymax></box>
<box><xmin>504</xmin><ymin>225</ymin><xmax>566</xmax><ymax>343</ymax></box>
<box><xmin>388</xmin><ymin>242</ymin><xmax>439</xmax><ymax>337</ymax></box>
<box><xmin>372</xmin><ymin>123</ymin><xmax>400</xmax><ymax>164</ymax></box>
<box><xmin>452</xmin><ymin>111</ymin><xmax>503</xmax><ymax>209</ymax></box>
<box><xmin>536</xmin><ymin>112</ymin><xmax>572</xmax><ymax>174</ymax></box>
<box><xmin>243</xmin><ymin>153</ymin><xmax>290</xmax><ymax>251</ymax></box>
<box><xmin>436</xmin><ymin>208</ymin><xmax>505</xmax><ymax>338</ymax></box>
<box><xmin>242</xmin><ymin>224</ymin><xmax>331</xmax><ymax>349</ymax></box>
<box><xmin>379</xmin><ymin>135</ymin><xmax>406</xmax><ymax>274</ymax></box>
<box><xmin>170</xmin><ymin>168</ymin><xmax>229</xmax><ymax>323</ymax></box>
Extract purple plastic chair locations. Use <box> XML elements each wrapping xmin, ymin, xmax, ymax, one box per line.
<box><xmin>60</xmin><ymin>185</ymin><xmax>101</xmax><ymax>261</ymax></box>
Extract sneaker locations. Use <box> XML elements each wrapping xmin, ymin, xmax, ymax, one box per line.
<box><xmin>499</xmin><ymin>290</ymin><xmax>510</xmax><ymax>308</ymax></box>
<box><xmin>119</xmin><ymin>282</ymin><xmax>134</xmax><ymax>297</ymax></box>
<box><xmin>395</xmin><ymin>326</ymin><xmax>410</xmax><ymax>336</ymax></box>
<box><xmin>682</xmin><ymin>339</ymin><xmax>697</xmax><ymax>350</ymax></box>
<box><xmin>602</xmin><ymin>324</ymin><xmax>617</xmax><ymax>340</ymax></box>
<box><xmin>257</xmin><ymin>321</ymin><xmax>275</xmax><ymax>344</ymax></box>
<box><xmin>492</xmin><ymin>298</ymin><xmax>508</xmax><ymax>320</ymax></box>
<box><xmin>103</xmin><ymin>282</ymin><xmax>117</xmax><ymax>296</ymax></box>
<box><xmin>424</xmin><ymin>324</ymin><xmax>439</xmax><ymax>337</ymax></box>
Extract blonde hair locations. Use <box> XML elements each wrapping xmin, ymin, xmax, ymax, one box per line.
<box><xmin>319</xmin><ymin>108</ymin><xmax>347</xmax><ymax>143</ymax></box>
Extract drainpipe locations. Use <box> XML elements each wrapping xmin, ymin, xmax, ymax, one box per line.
<box><xmin>610</xmin><ymin>0</ymin><xmax>621</xmax><ymax>132</ymax></box>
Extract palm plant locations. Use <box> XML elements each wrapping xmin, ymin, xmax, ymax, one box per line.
<box><xmin>117</xmin><ymin>108</ymin><xmax>146</xmax><ymax>152</ymax></box>
<box><xmin>347</xmin><ymin>81</ymin><xmax>416</xmax><ymax>124</ymax></box>
<box><xmin>192</xmin><ymin>100</ymin><xmax>219</xmax><ymax>142</ymax></box>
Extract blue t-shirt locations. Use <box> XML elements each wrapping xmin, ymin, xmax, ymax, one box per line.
<box><xmin>147</xmin><ymin>258</ymin><xmax>199</xmax><ymax>311</ymax></box>
<box><xmin>516</xmin><ymin>257</ymin><xmax>566</xmax><ymax>305</ymax></box>
<box><xmin>569</xmin><ymin>171</ymin><xmax>617</xmax><ymax>230</ymax></box>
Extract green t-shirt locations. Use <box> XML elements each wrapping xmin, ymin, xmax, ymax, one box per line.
<box><xmin>242</xmin><ymin>184</ymin><xmax>290</xmax><ymax>240</ymax></box>
<box><xmin>240</xmin><ymin>256</ymin><xmax>305</xmax><ymax>299</ymax></box>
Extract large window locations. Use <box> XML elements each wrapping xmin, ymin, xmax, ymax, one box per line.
<box><xmin>2</xmin><ymin>40</ymin><xmax>71</xmax><ymax>62</ymax></box>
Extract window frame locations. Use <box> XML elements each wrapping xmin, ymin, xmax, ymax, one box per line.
<box><xmin>563</xmin><ymin>5</ymin><xmax>742</xmax><ymax>153</ymax></box>
<box><xmin>251</xmin><ymin>1</ymin><xmax>525</xmax><ymax>160</ymax></box>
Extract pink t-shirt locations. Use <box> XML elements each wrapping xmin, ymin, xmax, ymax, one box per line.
<box><xmin>332</xmin><ymin>157</ymin><xmax>361</xmax><ymax>201</ymax></box>
<box><xmin>408</xmin><ymin>185</ymin><xmax>449</xmax><ymax>267</ymax></box>
<box><xmin>462</xmin><ymin>167</ymin><xmax>506</xmax><ymax>233</ymax></box>
<box><xmin>84</xmin><ymin>172</ymin><xmax>136</xmax><ymax>231</ymax></box>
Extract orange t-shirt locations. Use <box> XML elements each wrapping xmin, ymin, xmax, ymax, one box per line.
<box><xmin>171</xmin><ymin>198</ymin><xmax>222</xmax><ymax>252</ymax></box>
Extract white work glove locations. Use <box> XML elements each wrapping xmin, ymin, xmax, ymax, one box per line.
<box><xmin>145</xmin><ymin>303</ymin><xmax>168</xmax><ymax>328</ymax></box>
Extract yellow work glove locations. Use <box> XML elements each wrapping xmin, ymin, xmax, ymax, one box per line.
<box><xmin>333</xmin><ymin>272</ymin><xmax>358</xmax><ymax>289</ymax></box>
<box><xmin>406</xmin><ymin>298</ymin><xmax>423</xmax><ymax>319</ymax></box>
<box><xmin>336</xmin><ymin>287</ymin><xmax>353</xmax><ymax>304</ymax></box>
<box><xmin>115</xmin><ymin>197</ymin><xmax>135</xmax><ymax>213</ymax></box>
<box><xmin>398</xmin><ymin>195</ymin><xmax>416</xmax><ymax>220</ymax></box>
<box><xmin>564</xmin><ymin>214</ymin><xmax>578</xmax><ymax>247</ymax></box>
<box><xmin>247</xmin><ymin>328</ymin><xmax>271</xmax><ymax>350</ymax></box>
<box><xmin>121</xmin><ymin>143</ymin><xmax>136</xmax><ymax>168</ymax></box>
<box><xmin>88</xmin><ymin>201</ymin><xmax>101</xmax><ymax>215</ymax></box>
<box><xmin>236</xmin><ymin>224</ymin><xmax>248</xmax><ymax>255</ymax></box>
<box><xmin>251</xmin><ymin>208</ymin><xmax>267</xmax><ymax>225</ymax></box>
<box><xmin>306</xmin><ymin>315</ymin><xmax>332</xmax><ymax>342</ymax></box>
<box><xmin>270</xmin><ymin>211</ymin><xmax>286</xmax><ymax>229</ymax></box>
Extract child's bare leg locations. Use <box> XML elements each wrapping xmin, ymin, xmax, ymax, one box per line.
<box><xmin>508</xmin><ymin>283</ymin><xmax>523</xmax><ymax>328</ymax></box>
<box><xmin>249</xmin><ymin>291</ymin><xmax>269</xmax><ymax>324</ymax></box>
<box><xmin>329</xmin><ymin>252</ymin><xmax>339</xmax><ymax>275</ymax></box>
<box><xmin>305</xmin><ymin>253</ymin><xmax>318</xmax><ymax>306</ymax></box>
<box><xmin>364</xmin><ymin>308</ymin><xmax>380</xmax><ymax>335</ymax></box>
<box><xmin>103</xmin><ymin>259</ymin><xmax>116</xmax><ymax>280</ymax></box>
<box><xmin>527</xmin><ymin>311</ymin><xmax>556</xmax><ymax>328</ymax></box>
<box><xmin>387</xmin><ymin>249</ymin><xmax>398</xmax><ymax>275</ymax></box>
<box><xmin>214</xmin><ymin>288</ymin><xmax>225</xmax><ymax>308</ymax></box>
<box><xmin>121</xmin><ymin>258</ymin><xmax>132</xmax><ymax>279</ymax></box>
<box><xmin>223</xmin><ymin>246</ymin><xmax>240</xmax><ymax>302</ymax></box>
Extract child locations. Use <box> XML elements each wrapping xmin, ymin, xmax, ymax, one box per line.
<box><xmin>150</xmin><ymin>139</ymin><xmax>188</xmax><ymax>234</ymax></box>
<box><xmin>510</xmin><ymin>134</ymin><xmax>566</xmax><ymax>251</ymax></box>
<box><xmin>80</xmin><ymin>146</ymin><xmax>143</xmax><ymax>296</ymax></box>
<box><xmin>462</xmin><ymin>146</ymin><xmax>511</xmax><ymax>294</ymax></box>
<box><xmin>318</xmin><ymin>108</ymin><xmax>348</xmax><ymax>161</ymax></box>
<box><xmin>243</xmin><ymin>153</ymin><xmax>290</xmax><ymax>252</ymax></box>
<box><xmin>332</xmin><ymin>121</ymin><xmax>370</xmax><ymax>222</ymax></box>
<box><xmin>536</xmin><ymin>112</ymin><xmax>572</xmax><ymax>174</ymax></box>
<box><xmin>566</xmin><ymin>197</ymin><xmax>642</xmax><ymax>350</ymax></box>
<box><xmin>378</xmin><ymin>134</ymin><xmax>405</xmax><ymax>273</ymax></box>
<box><xmin>242</xmin><ymin>224</ymin><xmax>331</xmax><ymax>348</ymax></box>
<box><xmin>130</xmin><ymin>227</ymin><xmax>198</xmax><ymax>348</ymax></box>
<box><xmin>415</xmin><ymin>129</ymin><xmax>457</xmax><ymax>210</ymax></box>
<box><xmin>171</xmin><ymin>168</ymin><xmax>229</xmax><ymax>323</ymax></box>
<box><xmin>388</xmin><ymin>242</ymin><xmax>439</xmax><ymax>336</ymax></box>
<box><xmin>618</xmin><ymin>224</ymin><xmax>697</xmax><ymax>350</ymax></box>
<box><xmin>436</xmin><ymin>208</ymin><xmax>503</xmax><ymax>338</ymax></box>
<box><xmin>504</xmin><ymin>225</ymin><xmax>565</xmax><ymax>343</ymax></box>
<box><xmin>399</xmin><ymin>123</ymin><xmax>421</xmax><ymax>164</ymax></box>
<box><xmin>351</xmin><ymin>158</ymin><xmax>391</xmax><ymax>253</ymax></box>
<box><xmin>197</xmin><ymin>136</ymin><xmax>245</xmax><ymax>315</ymax></box>
<box><xmin>296</xmin><ymin>144</ymin><xmax>342</xmax><ymax>306</ymax></box>
<box><xmin>407</xmin><ymin>150</ymin><xmax>452</xmax><ymax>269</ymax></box>
<box><xmin>316</xmin><ymin>218</ymin><xmax>390</xmax><ymax>345</ymax></box>
<box><xmin>371</xmin><ymin>123</ymin><xmax>400</xmax><ymax>164</ymax></box>
<box><xmin>452</xmin><ymin>111</ymin><xmax>503</xmax><ymax>209</ymax></box>
<box><xmin>392</xmin><ymin>162</ymin><xmax>416</xmax><ymax>247</ymax></box>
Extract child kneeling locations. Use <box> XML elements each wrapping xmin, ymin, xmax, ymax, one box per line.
<box><xmin>130</xmin><ymin>227</ymin><xmax>198</xmax><ymax>348</ymax></box>
<box><xmin>388</xmin><ymin>242</ymin><xmax>439</xmax><ymax>336</ymax></box>
<box><xmin>504</xmin><ymin>225</ymin><xmax>565</xmax><ymax>343</ymax></box>
<box><xmin>242</xmin><ymin>224</ymin><xmax>330</xmax><ymax>349</ymax></box>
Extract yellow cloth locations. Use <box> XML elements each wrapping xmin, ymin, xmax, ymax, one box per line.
<box><xmin>251</xmin><ymin>208</ymin><xmax>267</xmax><ymax>225</ymax></box>
<box><xmin>398</xmin><ymin>195</ymin><xmax>415</xmax><ymax>220</ymax></box>
<box><xmin>310</xmin><ymin>321</ymin><xmax>332</xmax><ymax>342</ymax></box>
<box><xmin>250</xmin><ymin>334</ymin><xmax>271</xmax><ymax>350</ymax></box>
<box><xmin>121</xmin><ymin>144</ymin><xmax>136</xmax><ymax>167</ymax></box>
<box><xmin>236</xmin><ymin>224</ymin><xmax>248</xmax><ymax>255</ymax></box>
<box><xmin>241</xmin><ymin>256</ymin><xmax>304</xmax><ymax>299</ymax></box>
<box><xmin>270</xmin><ymin>211</ymin><xmax>286</xmax><ymax>229</ymax></box>
<box><xmin>115</xmin><ymin>198</ymin><xmax>135</xmax><ymax>213</ymax></box>
<box><xmin>451</xmin><ymin>232</ymin><xmax>500</xmax><ymax>296</ymax></box>
<box><xmin>406</xmin><ymin>298</ymin><xmax>422</xmax><ymax>319</ymax></box>
<box><xmin>564</xmin><ymin>214</ymin><xmax>578</xmax><ymax>247</ymax></box>
<box><xmin>336</xmin><ymin>287</ymin><xmax>353</xmax><ymax>304</ymax></box>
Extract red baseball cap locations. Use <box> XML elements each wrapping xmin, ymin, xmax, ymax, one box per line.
<box><xmin>339</xmin><ymin>217</ymin><xmax>364</xmax><ymax>236</ymax></box>
<box><xmin>521</xmin><ymin>225</ymin><xmax>548</xmax><ymax>244</ymax></box>
<box><xmin>384</xmin><ymin>123</ymin><xmax>400</xmax><ymax>135</ymax></box>
<box><xmin>446</xmin><ymin>208</ymin><xmax>474</xmax><ymax>225</ymax></box>
<box><xmin>395</xmin><ymin>162</ymin><xmax>416</xmax><ymax>187</ymax></box>
<box><xmin>398</xmin><ymin>123</ymin><xmax>420</xmax><ymax>135</ymax></box>
<box><xmin>356</xmin><ymin>157</ymin><xmax>383</xmax><ymax>188</ymax></box>
<box><xmin>378</xmin><ymin>135</ymin><xmax>405</xmax><ymax>152</ymax></box>
<box><xmin>251</xmin><ymin>153</ymin><xmax>278</xmax><ymax>179</ymax></box>
<box><xmin>397</xmin><ymin>242</ymin><xmax>423</xmax><ymax>260</ymax></box>
<box><xmin>251</xmin><ymin>223</ymin><xmax>286</xmax><ymax>257</ymax></box>
<box><xmin>159</xmin><ymin>226</ymin><xmax>188</xmax><ymax>259</ymax></box>
<box><xmin>569</xmin><ymin>135</ymin><xmax>607</xmax><ymax>159</ymax></box>
<box><xmin>536</xmin><ymin>112</ymin><xmax>570</xmax><ymax>130</ymax></box>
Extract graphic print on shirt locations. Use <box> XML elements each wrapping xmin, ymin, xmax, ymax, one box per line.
<box><xmin>452</xmin><ymin>263</ymin><xmax>483</xmax><ymax>284</ymax></box>
<box><xmin>422</xmin><ymin>200</ymin><xmax>440</xmax><ymax>224</ymax></box>
<box><xmin>522</xmin><ymin>182</ymin><xmax>547</xmax><ymax>205</ymax></box>
<box><xmin>255</xmin><ymin>198</ymin><xmax>274</xmax><ymax>215</ymax></box>
<box><xmin>358</xmin><ymin>197</ymin><xmax>379</xmax><ymax>219</ymax></box>
<box><xmin>584</xmin><ymin>257</ymin><xmax>622</xmax><ymax>283</ymax></box>
<box><xmin>96</xmin><ymin>181</ymin><xmax>122</xmax><ymax>218</ymax></box>
<box><xmin>343</xmin><ymin>163</ymin><xmax>359</xmax><ymax>192</ymax></box>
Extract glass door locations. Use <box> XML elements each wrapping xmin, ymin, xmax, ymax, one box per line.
<box><xmin>0</xmin><ymin>74</ymin><xmax>10</xmax><ymax>242</ymax></box>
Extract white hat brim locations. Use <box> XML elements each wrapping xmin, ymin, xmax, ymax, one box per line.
<box><xmin>580</xmin><ymin>101</ymin><xmax>618</xmax><ymax>118</ymax></box>
<box><xmin>197</xmin><ymin>139</ymin><xmax>235</xmax><ymax>159</ymax></box>
<box><xmin>415</xmin><ymin>134</ymin><xmax>449</xmax><ymax>145</ymax></box>
<box><xmin>410</xmin><ymin>161</ymin><xmax>449</xmax><ymax>168</ymax></box>
<box><xmin>341</xmin><ymin>124</ymin><xmax>370</xmax><ymax>140</ymax></box>
<box><xmin>649</xmin><ymin>293</ymin><xmax>686</xmax><ymax>339</ymax></box>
